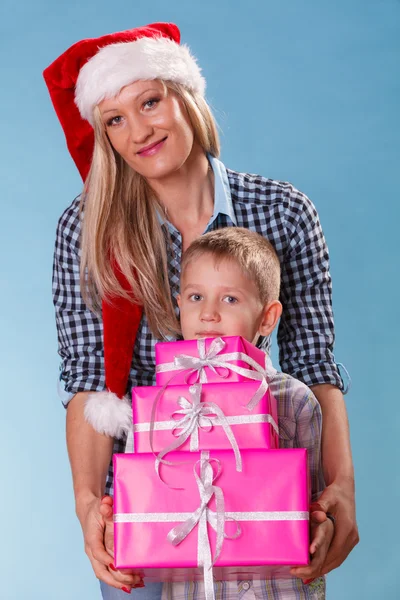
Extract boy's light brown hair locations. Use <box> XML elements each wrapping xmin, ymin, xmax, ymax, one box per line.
<box><xmin>181</xmin><ymin>227</ymin><xmax>281</xmax><ymax>304</ymax></box>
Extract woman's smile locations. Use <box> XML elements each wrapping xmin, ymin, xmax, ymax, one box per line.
<box><xmin>136</xmin><ymin>136</ymin><xmax>168</xmax><ymax>157</ymax></box>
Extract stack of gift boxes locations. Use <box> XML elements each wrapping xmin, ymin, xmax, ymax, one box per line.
<box><xmin>113</xmin><ymin>336</ymin><xmax>310</xmax><ymax>592</ymax></box>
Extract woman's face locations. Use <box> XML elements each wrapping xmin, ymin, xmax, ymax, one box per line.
<box><xmin>98</xmin><ymin>80</ymin><xmax>195</xmax><ymax>181</ymax></box>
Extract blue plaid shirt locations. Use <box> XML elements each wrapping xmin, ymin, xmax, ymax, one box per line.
<box><xmin>53</xmin><ymin>156</ymin><xmax>340</xmax><ymax>598</ymax></box>
<box><xmin>54</xmin><ymin>156</ymin><xmax>343</xmax><ymax>404</ymax></box>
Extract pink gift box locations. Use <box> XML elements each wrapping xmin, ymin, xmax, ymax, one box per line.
<box><xmin>132</xmin><ymin>381</ymin><xmax>279</xmax><ymax>456</ymax></box>
<box><xmin>113</xmin><ymin>449</ymin><xmax>309</xmax><ymax>581</ymax></box>
<box><xmin>155</xmin><ymin>336</ymin><xmax>267</xmax><ymax>386</ymax></box>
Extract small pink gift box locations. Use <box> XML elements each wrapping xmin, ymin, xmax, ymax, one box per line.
<box><xmin>155</xmin><ymin>336</ymin><xmax>267</xmax><ymax>387</ymax></box>
<box><xmin>132</xmin><ymin>382</ymin><xmax>279</xmax><ymax>464</ymax></box>
<box><xmin>113</xmin><ymin>448</ymin><xmax>309</xmax><ymax>585</ymax></box>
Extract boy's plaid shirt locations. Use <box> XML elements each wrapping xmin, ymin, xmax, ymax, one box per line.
<box><xmin>162</xmin><ymin>359</ymin><xmax>326</xmax><ymax>600</ymax></box>
<box><xmin>53</xmin><ymin>157</ymin><xmax>338</xmax><ymax>598</ymax></box>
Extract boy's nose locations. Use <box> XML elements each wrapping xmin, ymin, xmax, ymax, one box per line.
<box><xmin>200</xmin><ymin>305</ymin><xmax>220</xmax><ymax>322</ymax></box>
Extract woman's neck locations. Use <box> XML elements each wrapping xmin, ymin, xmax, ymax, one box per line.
<box><xmin>147</xmin><ymin>146</ymin><xmax>214</xmax><ymax>234</ymax></box>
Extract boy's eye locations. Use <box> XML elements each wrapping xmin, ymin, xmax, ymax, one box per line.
<box><xmin>189</xmin><ymin>294</ymin><xmax>203</xmax><ymax>302</ymax></box>
<box><xmin>223</xmin><ymin>296</ymin><xmax>238</xmax><ymax>304</ymax></box>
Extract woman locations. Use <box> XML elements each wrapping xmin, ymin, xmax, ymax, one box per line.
<box><xmin>44</xmin><ymin>22</ymin><xmax>358</xmax><ymax>599</ymax></box>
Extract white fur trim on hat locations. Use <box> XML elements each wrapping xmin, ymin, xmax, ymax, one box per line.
<box><xmin>75</xmin><ymin>36</ymin><xmax>206</xmax><ymax>124</ymax></box>
<box><xmin>84</xmin><ymin>391</ymin><xmax>132</xmax><ymax>438</ymax></box>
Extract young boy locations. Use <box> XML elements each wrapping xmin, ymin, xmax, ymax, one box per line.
<box><xmin>102</xmin><ymin>227</ymin><xmax>333</xmax><ymax>598</ymax></box>
<box><xmin>172</xmin><ymin>226</ymin><xmax>333</xmax><ymax>599</ymax></box>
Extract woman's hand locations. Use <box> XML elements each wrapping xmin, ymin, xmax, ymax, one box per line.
<box><xmin>78</xmin><ymin>494</ymin><xmax>143</xmax><ymax>593</ymax></box>
<box><xmin>310</xmin><ymin>478</ymin><xmax>359</xmax><ymax>574</ymax></box>
<box><xmin>99</xmin><ymin>495</ymin><xmax>116</xmax><ymax>558</ymax></box>
<box><xmin>290</xmin><ymin>510</ymin><xmax>334</xmax><ymax>583</ymax></box>
<box><xmin>66</xmin><ymin>394</ymin><xmax>144</xmax><ymax>592</ymax></box>
<box><xmin>310</xmin><ymin>385</ymin><xmax>359</xmax><ymax>574</ymax></box>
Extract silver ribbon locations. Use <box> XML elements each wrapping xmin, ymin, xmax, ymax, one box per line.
<box><xmin>166</xmin><ymin>451</ymin><xmax>240</xmax><ymax>600</ymax></box>
<box><xmin>115</xmin><ymin>510</ymin><xmax>309</xmax><ymax>523</ymax></box>
<box><xmin>135</xmin><ymin>413</ymin><xmax>279</xmax><ymax>434</ymax></box>
<box><xmin>156</xmin><ymin>338</ymin><xmax>270</xmax><ymax>411</ymax></box>
<box><xmin>174</xmin><ymin>338</ymin><xmax>227</xmax><ymax>384</ymax></box>
<box><xmin>153</xmin><ymin>384</ymin><xmax>243</xmax><ymax>475</ymax></box>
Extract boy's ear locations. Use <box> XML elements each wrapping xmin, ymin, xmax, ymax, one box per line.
<box><xmin>258</xmin><ymin>300</ymin><xmax>283</xmax><ymax>337</ymax></box>
<box><xmin>177</xmin><ymin>294</ymin><xmax>181</xmax><ymax>308</ymax></box>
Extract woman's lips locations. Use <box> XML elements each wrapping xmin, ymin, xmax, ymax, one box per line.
<box><xmin>137</xmin><ymin>137</ymin><xmax>167</xmax><ymax>157</ymax></box>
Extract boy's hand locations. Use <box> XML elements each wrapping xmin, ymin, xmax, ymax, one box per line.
<box><xmin>290</xmin><ymin>511</ymin><xmax>334</xmax><ymax>583</ymax></box>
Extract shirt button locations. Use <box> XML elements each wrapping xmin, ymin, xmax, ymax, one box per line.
<box><xmin>242</xmin><ymin>582</ymin><xmax>250</xmax><ymax>590</ymax></box>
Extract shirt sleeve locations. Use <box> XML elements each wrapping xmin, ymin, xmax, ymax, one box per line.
<box><xmin>292</xmin><ymin>385</ymin><xmax>325</xmax><ymax>503</ymax></box>
<box><xmin>271</xmin><ymin>372</ymin><xmax>324</xmax><ymax>502</ymax></box>
<box><xmin>277</xmin><ymin>187</ymin><xmax>344</xmax><ymax>390</ymax></box>
<box><xmin>52</xmin><ymin>199</ymin><xmax>105</xmax><ymax>405</ymax></box>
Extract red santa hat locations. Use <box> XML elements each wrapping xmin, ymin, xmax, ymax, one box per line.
<box><xmin>44</xmin><ymin>23</ymin><xmax>202</xmax><ymax>437</ymax></box>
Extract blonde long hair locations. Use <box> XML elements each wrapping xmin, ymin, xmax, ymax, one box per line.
<box><xmin>80</xmin><ymin>81</ymin><xmax>220</xmax><ymax>338</ymax></box>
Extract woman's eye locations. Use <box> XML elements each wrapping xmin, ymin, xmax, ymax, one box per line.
<box><xmin>223</xmin><ymin>296</ymin><xmax>238</xmax><ymax>304</ymax></box>
<box><xmin>189</xmin><ymin>294</ymin><xmax>202</xmax><ymax>302</ymax></box>
<box><xmin>143</xmin><ymin>97</ymin><xmax>160</xmax><ymax>110</ymax></box>
<box><xmin>106</xmin><ymin>115</ymin><xmax>123</xmax><ymax>127</ymax></box>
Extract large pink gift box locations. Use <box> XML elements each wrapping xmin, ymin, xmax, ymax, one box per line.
<box><xmin>132</xmin><ymin>382</ymin><xmax>279</xmax><ymax>459</ymax></box>
<box><xmin>113</xmin><ymin>449</ymin><xmax>309</xmax><ymax>582</ymax></box>
<box><xmin>155</xmin><ymin>336</ymin><xmax>268</xmax><ymax>386</ymax></box>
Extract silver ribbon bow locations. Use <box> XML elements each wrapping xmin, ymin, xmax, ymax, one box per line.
<box><xmin>173</xmin><ymin>338</ymin><xmax>228</xmax><ymax>384</ymax></box>
<box><xmin>156</xmin><ymin>338</ymin><xmax>270</xmax><ymax>411</ymax></box>
<box><xmin>167</xmin><ymin>451</ymin><xmax>241</xmax><ymax>600</ymax></box>
<box><xmin>154</xmin><ymin>384</ymin><xmax>243</xmax><ymax>476</ymax></box>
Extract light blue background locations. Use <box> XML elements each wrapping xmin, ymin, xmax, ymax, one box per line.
<box><xmin>1</xmin><ymin>0</ymin><xmax>399</xmax><ymax>598</ymax></box>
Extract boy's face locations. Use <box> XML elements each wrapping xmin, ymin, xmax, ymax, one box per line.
<box><xmin>178</xmin><ymin>254</ymin><xmax>267</xmax><ymax>343</ymax></box>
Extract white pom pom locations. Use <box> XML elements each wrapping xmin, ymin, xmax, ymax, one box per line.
<box><xmin>84</xmin><ymin>391</ymin><xmax>132</xmax><ymax>439</ymax></box>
